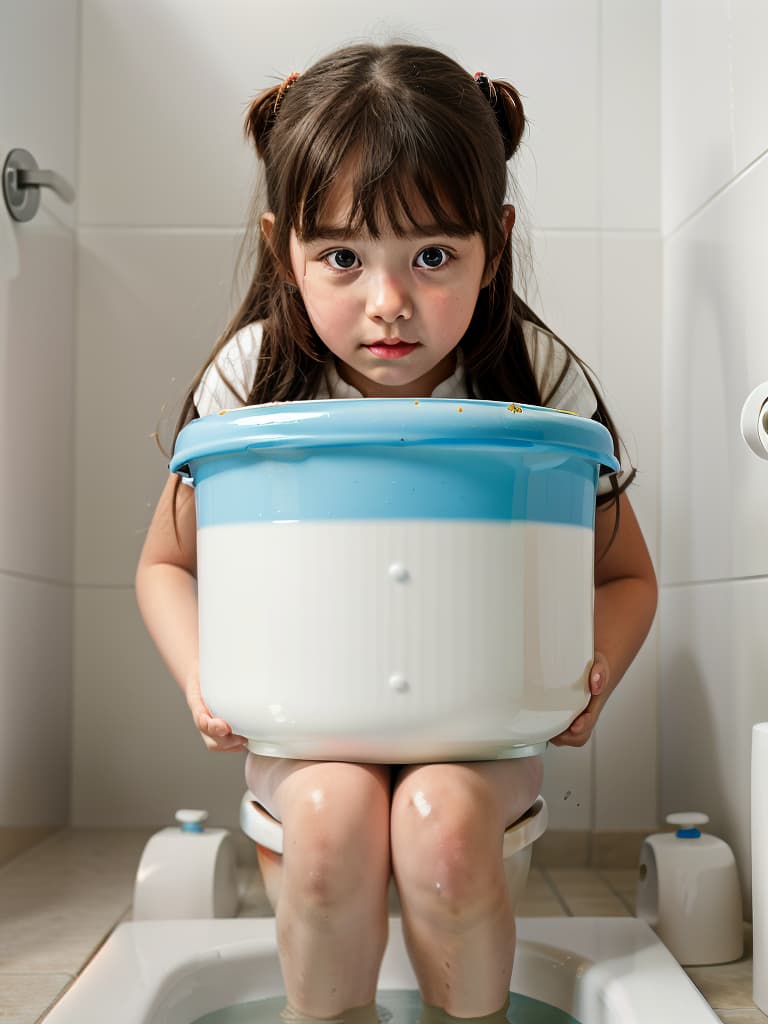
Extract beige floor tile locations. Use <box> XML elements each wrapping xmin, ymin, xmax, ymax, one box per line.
<box><xmin>596</xmin><ymin>868</ymin><xmax>639</xmax><ymax>913</ymax></box>
<box><xmin>685</xmin><ymin>958</ymin><xmax>755</xmax><ymax>1010</ymax></box>
<box><xmin>0</xmin><ymin>829</ymin><xmax>62</xmax><ymax>871</ymax></box>
<box><xmin>0</xmin><ymin>828</ymin><xmax>152</xmax><ymax>973</ymax></box>
<box><xmin>716</xmin><ymin>1011</ymin><xmax>768</xmax><ymax>1022</ymax></box>
<box><xmin>591</xmin><ymin>831</ymin><xmax>647</xmax><ymax>869</ymax></box>
<box><xmin>545</xmin><ymin>868</ymin><xmax>616</xmax><ymax>899</ymax></box>
<box><xmin>597</xmin><ymin>868</ymin><xmax>639</xmax><ymax>896</ymax></box>
<box><xmin>521</xmin><ymin>868</ymin><xmax>556</xmax><ymax>897</ymax></box>
<box><xmin>531</xmin><ymin>831</ymin><xmax>589</xmax><ymax>868</ymax></box>
<box><xmin>0</xmin><ymin>973</ymin><xmax>72</xmax><ymax>1024</ymax></box>
<box><xmin>563</xmin><ymin>896</ymin><xmax>632</xmax><ymax>917</ymax></box>
<box><xmin>683</xmin><ymin>925</ymin><xmax>754</xmax><ymax>1010</ymax></box>
<box><xmin>516</xmin><ymin>899</ymin><xmax>568</xmax><ymax>917</ymax></box>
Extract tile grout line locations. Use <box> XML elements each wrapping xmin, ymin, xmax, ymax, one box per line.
<box><xmin>538</xmin><ymin>868</ymin><xmax>573</xmax><ymax>917</ymax></box>
<box><xmin>596</xmin><ymin>868</ymin><xmax>637</xmax><ymax>914</ymax></box>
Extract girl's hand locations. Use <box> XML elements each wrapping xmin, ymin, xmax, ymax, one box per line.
<box><xmin>550</xmin><ymin>652</ymin><xmax>610</xmax><ymax>748</ymax></box>
<box><xmin>185</xmin><ymin>679</ymin><xmax>248</xmax><ymax>753</ymax></box>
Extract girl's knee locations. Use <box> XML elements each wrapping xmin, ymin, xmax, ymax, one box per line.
<box><xmin>390</xmin><ymin>768</ymin><xmax>505</xmax><ymax>915</ymax></box>
<box><xmin>280</xmin><ymin>763</ymin><xmax>391</xmax><ymax>908</ymax></box>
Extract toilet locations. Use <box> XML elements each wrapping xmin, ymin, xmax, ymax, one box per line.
<box><xmin>240</xmin><ymin>790</ymin><xmax>548</xmax><ymax>911</ymax></box>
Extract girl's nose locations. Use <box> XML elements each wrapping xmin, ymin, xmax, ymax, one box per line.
<box><xmin>365</xmin><ymin>271</ymin><xmax>413</xmax><ymax>323</ymax></box>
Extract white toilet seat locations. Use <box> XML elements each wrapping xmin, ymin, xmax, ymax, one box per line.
<box><xmin>240</xmin><ymin>791</ymin><xmax>548</xmax><ymax>857</ymax></box>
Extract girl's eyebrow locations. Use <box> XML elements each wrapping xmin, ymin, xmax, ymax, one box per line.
<box><xmin>308</xmin><ymin>224</ymin><xmax>474</xmax><ymax>242</ymax></box>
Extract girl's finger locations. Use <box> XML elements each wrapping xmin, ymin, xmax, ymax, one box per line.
<box><xmin>208</xmin><ymin>737</ymin><xmax>248</xmax><ymax>752</ymax></box>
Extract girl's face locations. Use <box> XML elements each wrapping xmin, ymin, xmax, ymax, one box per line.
<box><xmin>264</xmin><ymin>186</ymin><xmax>513</xmax><ymax>398</ymax></box>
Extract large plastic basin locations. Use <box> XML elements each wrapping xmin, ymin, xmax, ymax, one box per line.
<box><xmin>171</xmin><ymin>398</ymin><xmax>619</xmax><ymax>762</ymax></box>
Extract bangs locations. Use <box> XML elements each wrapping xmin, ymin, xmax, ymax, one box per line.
<box><xmin>293</xmin><ymin>104</ymin><xmax>490</xmax><ymax>242</ymax></box>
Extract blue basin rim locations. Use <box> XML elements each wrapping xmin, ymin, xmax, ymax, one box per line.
<box><xmin>171</xmin><ymin>398</ymin><xmax>620</xmax><ymax>476</ymax></box>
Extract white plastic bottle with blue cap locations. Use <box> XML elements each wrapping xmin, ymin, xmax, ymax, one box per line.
<box><xmin>635</xmin><ymin>812</ymin><xmax>743</xmax><ymax>965</ymax></box>
<box><xmin>133</xmin><ymin>809</ymin><xmax>239</xmax><ymax>920</ymax></box>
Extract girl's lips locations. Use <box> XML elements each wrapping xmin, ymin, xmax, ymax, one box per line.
<box><xmin>366</xmin><ymin>341</ymin><xmax>419</xmax><ymax>359</ymax></box>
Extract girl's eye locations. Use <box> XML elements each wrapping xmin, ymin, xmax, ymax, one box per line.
<box><xmin>324</xmin><ymin>249</ymin><xmax>360</xmax><ymax>270</ymax></box>
<box><xmin>415</xmin><ymin>246</ymin><xmax>451</xmax><ymax>269</ymax></box>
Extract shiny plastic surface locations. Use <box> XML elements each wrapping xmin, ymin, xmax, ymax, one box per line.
<box><xmin>176</xmin><ymin>399</ymin><xmax>612</xmax><ymax>761</ymax></box>
<box><xmin>43</xmin><ymin>917</ymin><xmax>721</xmax><ymax>1023</ymax></box>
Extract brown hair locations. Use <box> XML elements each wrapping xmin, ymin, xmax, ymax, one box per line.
<box><xmin>170</xmin><ymin>43</ymin><xmax>634</xmax><ymax>540</ymax></box>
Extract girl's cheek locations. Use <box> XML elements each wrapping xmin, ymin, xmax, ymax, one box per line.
<box><xmin>433</xmin><ymin>291</ymin><xmax>478</xmax><ymax>329</ymax></box>
<box><xmin>304</xmin><ymin>304</ymin><xmax>356</xmax><ymax>345</ymax></box>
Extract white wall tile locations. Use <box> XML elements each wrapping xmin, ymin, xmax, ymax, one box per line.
<box><xmin>731</xmin><ymin>0</ymin><xmax>768</xmax><ymax>174</ymax></box>
<box><xmin>527</xmin><ymin>232</ymin><xmax>602</xmax><ymax>371</ymax></box>
<box><xmin>594</xmin><ymin>628</ymin><xmax>658</xmax><ymax>830</ymax></box>
<box><xmin>661</xmin><ymin>0</ymin><xmax>732</xmax><ymax>233</ymax></box>
<box><xmin>660</xmin><ymin>579</ymin><xmax>768</xmax><ymax>906</ymax></box>
<box><xmin>593</xmin><ymin>235</ymin><xmax>661</xmax><ymax>831</ymax></box>
<box><xmin>600</xmin><ymin>235</ymin><xmax>662</xmax><ymax>561</ymax></box>
<box><xmin>532</xmin><ymin>234</ymin><xmax>661</xmax><ymax>830</ymax></box>
<box><xmin>74</xmin><ymin>229</ymin><xmax>242</xmax><ymax>585</ymax></box>
<box><xmin>661</xmin><ymin>153</ymin><xmax>768</xmax><ymax>586</ymax></box>
<box><xmin>79</xmin><ymin>0</ymin><xmax>599</xmax><ymax>230</ymax></box>
<box><xmin>548</xmin><ymin>231</ymin><xmax>663</xmax><ymax>834</ymax></box>
<box><xmin>0</xmin><ymin>223</ymin><xmax>76</xmax><ymax>582</ymax></box>
<box><xmin>0</xmin><ymin>0</ymin><xmax>78</xmax><ymax>834</ymax></box>
<box><xmin>600</xmin><ymin>0</ymin><xmax>660</xmax><ymax>230</ymax></box>
<box><xmin>71</xmin><ymin>587</ymin><xmax>246</xmax><ymax>826</ymax></box>
<box><xmin>542</xmin><ymin>744</ymin><xmax>592</xmax><ymax>831</ymax></box>
<box><xmin>402</xmin><ymin>0</ymin><xmax>602</xmax><ymax>229</ymax></box>
<box><xmin>0</xmin><ymin>574</ymin><xmax>72</xmax><ymax>825</ymax></box>
<box><xmin>0</xmin><ymin>0</ymin><xmax>79</xmax><ymax>231</ymax></box>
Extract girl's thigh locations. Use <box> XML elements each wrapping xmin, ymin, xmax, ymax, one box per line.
<box><xmin>245</xmin><ymin>753</ymin><xmax>392</xmax><ymax>824</ymax></box>
<box><xmin>392</xmin><ymin>755</ymin><xmax>543</xmax><ymax>830</ymax></box>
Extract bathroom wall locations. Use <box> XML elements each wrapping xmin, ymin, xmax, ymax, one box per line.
<box><xmin>660</xmin><ymin>0</ymin><xmax>768</xmax><ymax>907</ymax></box>
<box><xmin>70</xmin><ymin>0</ymin><xmax>662</xmax><ymax>834</ymax></box>
<box><xmin>0</xmin><ymin>0</ymin><xmax>79</xmax><ymax>860</ymax></box>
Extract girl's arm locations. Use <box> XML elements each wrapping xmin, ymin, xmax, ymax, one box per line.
<box><xmin>551</xmin><ymin>490</ymin><xmax>658</xmax><ymax>747</ymax></box>
<box><xmin>135</xmin><ymin>474</ymin><xmax>247</xmax><ymax>752</ymax></box>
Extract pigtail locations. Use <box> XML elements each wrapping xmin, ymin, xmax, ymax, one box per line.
<box><xmin>474</xmin><ymin>74</ymin><xmax>527</xmax><ymax>161</ymax></box>
<box><xmin>244</xmin><ymin>85</ymin><xmax>282</xmax><ymax>157</ymax></box>
<box><xmin>244</xmin><ymin>73</ymin><xmax>300</xmax><ymax>157</ymax></box>
<box><xmin>492</xmin><ymin>80</ymin><xmax>527</xmax><ymax>159</ymax></box>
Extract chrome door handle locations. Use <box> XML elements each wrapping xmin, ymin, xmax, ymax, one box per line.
<box><xmin>2</xmin><ymin>148</ymin><xmax>76</xmax><ymax>222</ymax></box>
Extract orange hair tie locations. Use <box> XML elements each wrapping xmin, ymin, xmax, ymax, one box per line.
<box><xmin>273</xmin><ymin>71</ymin><xmax>300</xmax><ymax>114</ymax></box>
<box><xmin>473</xmin><ymin>71</ymin><xmax>496</xmax><ymax>104</ymax></box>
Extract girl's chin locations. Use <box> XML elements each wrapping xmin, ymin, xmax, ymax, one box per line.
<box><xmin>356</xmin><ymin>367</ymin><xmax>448</xmax><ymax>399</ymax></box>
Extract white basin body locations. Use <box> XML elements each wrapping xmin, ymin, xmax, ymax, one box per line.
<box><xmin>171</xmin><ymin>399</ymin><xmax>619</xmax><ymax>762</ymax></box>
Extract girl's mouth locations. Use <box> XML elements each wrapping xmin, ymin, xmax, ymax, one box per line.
<box><xmin>365</xmin><ymin>340</ymin><xmax>419</xmax><ymax>359</ymax></box>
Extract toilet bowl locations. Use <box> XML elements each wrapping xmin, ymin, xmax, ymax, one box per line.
<box><xmin>240</xmin><ymin>791</ymin><xmax>548</xmax><ymax>911</ymax></box>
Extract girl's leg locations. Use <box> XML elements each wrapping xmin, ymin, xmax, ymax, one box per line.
<box><xmin>390</xmin><ymin>755</ymin><xmax>543</xmax><ymax>1018</ymax></box>
<box><xmin>245</xmin><ymin>755</ymin><xmax>392</xmax><ymax>1018</ymax></box>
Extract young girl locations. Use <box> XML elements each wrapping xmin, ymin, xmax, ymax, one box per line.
<box><xmin>136</xmin><ymin>43</ymin><xmax>657</xmax><ymax>1022</ymax></box>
